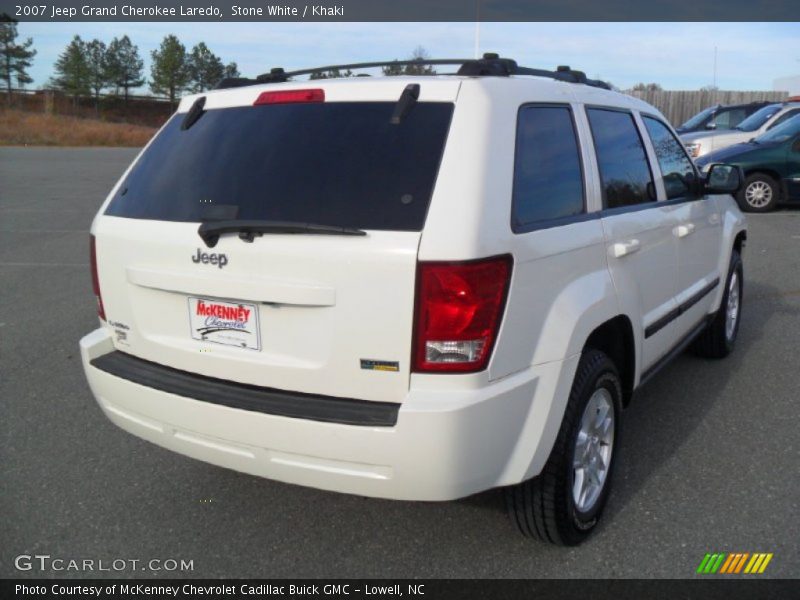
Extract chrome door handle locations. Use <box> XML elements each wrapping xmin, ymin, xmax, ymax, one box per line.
<box><xmin>610</xmin><ymin>239</ymin><xmax>641</xmax><ymax>258</ymax></box>
<box><xmin>674</xmin><ymin>223</ymin><xmax>695</xmax><ymax>238</ymax></box>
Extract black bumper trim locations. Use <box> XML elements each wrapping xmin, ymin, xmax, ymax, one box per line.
<box><xmin>90</xmin><ymin>351</ymin><xmax>399</xmax><ymax>427</ymax></box>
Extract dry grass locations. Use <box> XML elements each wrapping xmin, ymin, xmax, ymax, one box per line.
<box><xmin>0</xmin><ymin>109</ymin><xmax>157</xmax><ymax>147</ymax></box>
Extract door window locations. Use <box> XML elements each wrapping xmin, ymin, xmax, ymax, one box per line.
<box><xmin>643</xmin><ymin>117</ymin><xmax>697</xmax><ymax>199</ymax></box>
<box><xmin>587</xmin><ymin>108</ymin><xmax>655</xmax><ymax>209</ymax></box>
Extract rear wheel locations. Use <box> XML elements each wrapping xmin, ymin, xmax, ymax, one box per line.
<box><xmin>692</xmin><ymin>249</ymin><xmax>743</xmax><ymax>358</ymax></box>
<box><xmin>505</xmin><ymin>349</ymin><xmax>622</xmax><ymax>545</ymax></box>
<box><xmin>737</xmin><ymin>173</ymin><xmax>779</xmax><ymax>212</ymax></box>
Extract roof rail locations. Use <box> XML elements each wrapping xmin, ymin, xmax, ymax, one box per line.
<box><xmin>216</xmin><ymin>54</ymin><xmax>611</xmax><ymax>91</ymax></box>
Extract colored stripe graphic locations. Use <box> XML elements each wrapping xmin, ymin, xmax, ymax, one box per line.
<box><xmin>719</xmin><ymin>554</ymin><xmax>736</xmax><ymax>574</ymax></box>
<box><xmin>758</xmin><ymin>554</ymin><xmax>773</xmax><ymax>573</ymax></box>
<box><xmin>702</xmin><ymin>552</ymin><xmax>774</xmax><ymax>574</ymax></box>
<box><xmin>734</xmin><ymin>553</ymin><xmax>750</xmax><ymax>573</ymax></box>
<box><xmin>697</xmin><ymin>554</ymin><xmax>712</xmax><ymax>573</ymax></box>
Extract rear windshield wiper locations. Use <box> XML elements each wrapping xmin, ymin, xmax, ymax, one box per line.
<box><xmin>198</xmin><ymin>219</ymin><xmax>367</xmax><ymax>248</ymax></box>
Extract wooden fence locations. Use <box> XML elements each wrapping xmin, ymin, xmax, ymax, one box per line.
<box><xmin>626</xmin><ymin>90</ymin><xmax>789</xmax><ymax>127</ymax></box>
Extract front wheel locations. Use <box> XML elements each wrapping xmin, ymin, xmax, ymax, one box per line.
<box><xmin>736</xmin><ymin>173</ymin><xmax>779</xmax><ymax>212</ymax></box>
<box><xmin>692</xmin><ymin>249</ymin><xmax>743</xmax><ymax>358</ymax></box>
<box><xmin>505</xmin><ymin>349</ymin><xmax>622</xmax><ymax>545</ymax></box>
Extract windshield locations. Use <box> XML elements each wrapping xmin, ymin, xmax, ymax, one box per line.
<box><xmin>754</xmin><ymin>114</ymin><xmax>800</xmax><ymax>144</ymax></box>
<box><xmin>105</xmin><ymin>101</ymin><xmax>454</xmax><ymax>232</ymax></box>
<box><xmin>735</xmin><ymin>104</ymin><xmax>781</xmax><ymax>132</ymax></box>
<box><xmin>678</xmin><ymin>106</ymin><xmax>715</xmax><ymax>130</ymax></box>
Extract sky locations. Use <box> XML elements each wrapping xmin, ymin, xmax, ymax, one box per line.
<box><xmin>15</xmin><ymin>22</ymin><xmax>800</xmax><ymax>93</ymax></box>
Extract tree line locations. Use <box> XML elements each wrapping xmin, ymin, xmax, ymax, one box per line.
<box><xmin>1</xmin><ymin>19</ymin><xmax>239</xmax><ymax>106</ymax></box>
<box><xmin>52</xmin><ymin>34</ymin><xmax>239</xmax><ymax>107</ymax></box>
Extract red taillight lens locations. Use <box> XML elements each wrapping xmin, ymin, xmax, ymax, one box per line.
<box><xmin>413</xmin><ymin>256</ymin><xmax>512</xmax><ymax>373</ymax></box>
<box><xmin>253</xmin><ymin>88</ymin><xmax>325</xmax><ymax>106</ymax></box>
<box><xmin>90</xmin><ymin>235</ymin><xmax>106</xmax><ymax>321</ymax></box>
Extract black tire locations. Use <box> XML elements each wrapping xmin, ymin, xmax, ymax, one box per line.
<box><xmin>505</xmin><ymin>349</ymin><xmax>622</xmax><ymax>546</ymax></box>
<box><xmin>736</xmin><ymin>173</ymin><xmax>779</xmax><ymax>212</ymax></box>
<box><xmin>692</xmin><ymin>250</ymin><xmax>743</xmax><ymax>359</ymax></box>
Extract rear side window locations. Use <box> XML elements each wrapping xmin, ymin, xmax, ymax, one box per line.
<box><xmin>767</xmin><ymin>108</ymin><xmax>800</xmax><ymax>130</ymax></box>
<box><xmin>511</xmin><ymin>105</ymin><xmax>584</xmax><ymax>232</ymax></box>
<box><xmin>587</xmin><ymin>108</ymin><xmax>654</xmax><ymax>209</ymax></box>
<box><xmin>105</xmin><ymin>102</ymin><xmax>454</xmax><ymax>232</ymax></box>
<box><xmin>642</xmin><ymin>117</ymin><xmax>696</xmax><ymax>199</ymax></box>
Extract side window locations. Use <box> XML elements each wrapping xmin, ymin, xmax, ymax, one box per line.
<box><xmin>711</xmin><ymin>108</ymin><xmax>745</xmax><ymax>130</ymax></box>
<box><xmin>767</xmin><ymin>109</ymin><xmax>800</xmax><ymax>130</ymax></box>
<box><xmin>586</xmin><ymin>108</ymin><xmax>654</xmax><ymax>209</ymax></box>
<box><xmin>643</xmin><ymin>116</ymin><xmax>697</xmax><ymax>200</ymax></box>
<box><xmin>511</xmin><ymin>105</ymin><xmax>584</xmax><ymax>231</ymax></box>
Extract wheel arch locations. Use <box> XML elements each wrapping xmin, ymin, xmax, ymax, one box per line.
<box><xmin>583</xmin><ymin>315</ymin><xmax>636</xmax><ymax>407</ymax></box>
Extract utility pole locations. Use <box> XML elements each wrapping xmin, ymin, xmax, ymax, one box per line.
<box><xmin>474</xmin><ymin>0</ymin><xmax>481</xmax><ymax>59</ymax></box>
<box><xmin>713</xmin><ymin>46</ymin><xmax>717</xmax><ymax>89</ymax></box>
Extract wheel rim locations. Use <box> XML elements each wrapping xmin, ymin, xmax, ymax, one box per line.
<box><xmin>572</xmin><ymin>388</ymin><xmax>615</xmax><ymax>513</ymax></box>
<box><xmin>744</xmin><ymin>180</ymin><xmax>773</xmax><ymax>208</ymax></box>
<box><xmin>725</xmin><ymin>270</ymin><xmax>740</xmax><ymax>341</ymax></box>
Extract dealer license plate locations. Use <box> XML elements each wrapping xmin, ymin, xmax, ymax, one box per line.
<box><xmin>188</xmin><ymin>296</ymin><xmax>261</xmax><ymax>351</ymax></box>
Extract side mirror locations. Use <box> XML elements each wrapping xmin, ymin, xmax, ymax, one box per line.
<box><xmin>705</xmin><ymin>123</ymin><xmax>717</xmax><ymax>130</ymax></box>
<box><xmin>704</xmin><ymin>164</ymin><xmax>744</xmax><ymax>194</ymax></box>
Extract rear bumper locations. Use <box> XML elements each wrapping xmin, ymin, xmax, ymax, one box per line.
<box><xmin>80</xmin><ymin>328</ymin><xmax>575</xmax><ymax>501</ymax></box>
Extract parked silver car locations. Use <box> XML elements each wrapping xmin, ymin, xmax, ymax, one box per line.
<box><xmin>681</xmin><ymin>102</ymin><xmax>800</xmax><ymax>158</ymax></box>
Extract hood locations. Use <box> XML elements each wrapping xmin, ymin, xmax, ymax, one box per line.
<box><xmin>680</xmin><ymin>129</ymin><xmax>745</xmax><ymax>144</ymax></box>
<box><xmin>695</xmin><ymin>140</ymin><xmax>779</xmax><ymax>168</ymax></box>
<box><xmin>695</xmin><ymin>142</ymin><xmax>763</xmax><ymax>167</ymax></box>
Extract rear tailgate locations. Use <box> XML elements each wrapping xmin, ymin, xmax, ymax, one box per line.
<box><xmin>94</xmin><ymin>219</ymin><xmax>419</xmax><ymax>403</ymax></box>
<box><xmin>92</xmin><ymin>79</ymin><xmax>460</xmax><ymax>404</ymax></box>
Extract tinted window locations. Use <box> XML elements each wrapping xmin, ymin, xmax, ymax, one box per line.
<box><xmin>736</xmin><ymin>104</ymin><xmax>781</xmax><ymax>132</ymax></box>
<box><xmin>766</xmin><ymin>109</ymin><xmax>800</xmax><ymax>131</ymax></box>
<box><xmin>587</xmin><ymin>109</ymin><xmax>654</xmax><ymax>209</ymax></box>
<box><xmin>679</xmin><ymin>106</ymin><xmax>715</xmax><ymax>131</ymax></box>
<box><xmin>511</xmin><ymin>106</ymin><xmax>584</xmax><ymax>230</ymax></box>
<box><xmin>643</xmin><ymin>117</ymin><xmax>697</xmax><ymax>199</ymax></box>
<box><xmin>711</xmin><ymin>108</ymin><xmax>746</xmax><ymax>130</ymax></box>
<box><xmin>756</xmin><ymin>113</ymin><xmax>800</xmax><ymax>143</ymax></box>
<box><xmin>105</xmin><ymin>102</ymin><xmax>454</xmax><ymax>231</ymax></box>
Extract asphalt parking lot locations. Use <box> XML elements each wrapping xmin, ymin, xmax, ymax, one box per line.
<box><xmin>1</xmin><ymin>147</ymin><xmax>798</xmax><ymax>579</ymax></box>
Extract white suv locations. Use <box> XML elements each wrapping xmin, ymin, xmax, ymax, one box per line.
<box><xmin>80</xmin><ymin>55</ymin><xmax>747</xmax><ymax>545</ymax></box>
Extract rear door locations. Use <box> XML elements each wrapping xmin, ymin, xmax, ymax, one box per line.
<box><xmin>586</xmin><ymin>107</ymin><xmax>682</xmax><ymax>371</ymax></box>
<box><xmin>92</xmin><ymin>82</ymin><xmax>458</xmax><ymax>404</ymax></box>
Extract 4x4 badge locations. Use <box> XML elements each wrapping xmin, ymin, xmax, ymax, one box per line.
<box><xmin>192</xmin><ymin>248</ymin><xmax>228</xmax><ymax>268</ymax></box>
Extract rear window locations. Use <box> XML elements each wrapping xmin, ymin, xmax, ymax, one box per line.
<box><xmin>105</xmin><ymin>101</ymin><xmax>454</xmax><ymax>231</ymax></box>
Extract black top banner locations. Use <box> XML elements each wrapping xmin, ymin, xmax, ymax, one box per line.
<box><xmin>1</xmin><ymin>0</ymin><xmax>798</xmax><ymax>22</ymax></box>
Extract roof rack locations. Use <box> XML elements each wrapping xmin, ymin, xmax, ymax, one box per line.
<box><xmin>216</xmin><ymin>53</ymin><xmax>611</xmax><ymax>91</ymax></box>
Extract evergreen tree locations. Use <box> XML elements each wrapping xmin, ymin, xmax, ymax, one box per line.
<box><xmin>52</xmin><ymin>35</ymin><xmax>90</xmax><ymax>99</ymax></box>
<box><xmin>106</xmin><ymin>35</ymin><xmax>144</xmax><ymax>104</ymax></box>
<box><xmin>187</xmin><ymin>42</ymin><xmax>224</xmax><ymax>92</ymax></box>
<box><xmin>0</xmin><ymin>20</ymin><xmax>36</xmax><ymax>96</ymax></box>
<box><xmin>85</xmin><ymin>39</ymin><xmax>108</xmax><ymax>107</ymax></box>
<box><xmin>223</xmin><ymin>62</ymin><xmax>240</xmax><ymax>79</ymax></box>
<box><xmin>150</xmin><ymin>34</ymin><xmax>190</xmax><ymax>106</ymax></box>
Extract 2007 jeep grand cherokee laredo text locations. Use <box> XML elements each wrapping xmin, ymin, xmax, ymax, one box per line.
<box><xmin>80</xmin><ymin>55</ymin><xmax>747</xmax><ymax>545</ymax></box>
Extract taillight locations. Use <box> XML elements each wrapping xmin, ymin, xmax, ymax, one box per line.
<box><xmin>253</xmin><ymin>88</ymin><xmax>325</xmax><ymax>106</ymax></box>
<box><xmin>90</xmin><ymin>235</ymin><xmax>106</xmax><ymax>321</ymax></box>
<box><xmin>413</xmin><ymin>256</ymin><xmax>512</xmax><ymax>373</ymax></box>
